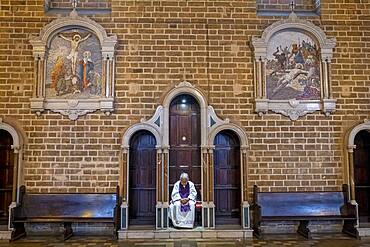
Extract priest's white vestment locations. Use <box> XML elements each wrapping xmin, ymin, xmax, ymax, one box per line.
<box><xmin>168</xmin><ymin>181</ymin><xmax>197</xmax><ymax>228</ymax></box>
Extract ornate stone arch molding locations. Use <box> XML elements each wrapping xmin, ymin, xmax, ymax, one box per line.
<box><xmin>161</xmin><ymin>81</ymin><xmax>208</xmax><ymax>147</ymax></box>
<box><xmin>345</xmin><ymin>119</ymin><xmax>370</xmax><ymax>203</ymax></box>
<box><xmin>252</xmin><ymin>12</ymin><xmax>336</xmax><ymax>120</ymax></box>
<box><xmin>207</xmin><ymin>110</ymin><xmax>249</xmax><ymax>149</ymax></box>
<box><xmin>121</xmin><ymin>108</ymin><xmax>163</xmax><ymax>148</ymax></box>
<box><xmin>29</xmin><ymin>11</ymin><xmax>117</xmax><ymax>120</ymax></box>
<box><xmin>0</xmin><ymin>118</ymin><xmax>25</xmax><ymax>230</ymax></box>
<box><xmin>206</xmin><ymin>110</ymin><xmax>250</xmax><ymax>228</ymax></box>
<box><xmin>119</xmin><ymin>106</ymin><xmax>164</xmax><ymax>230</ymax></box>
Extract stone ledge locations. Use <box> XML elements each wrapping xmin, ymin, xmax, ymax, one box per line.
<box><xmin>0</xmin><ymin>230</ymin><xmax>12</xmax><ymax>240</ymax></box>
<box><xmin>358</xmin><ymin>227</ymin><xmax>370</xmax><ymax>237</ymax></box>
<box><xmin>118</xmin><ymin>229</ymin><xmax>253</xmax><ymax>240</ymax></box>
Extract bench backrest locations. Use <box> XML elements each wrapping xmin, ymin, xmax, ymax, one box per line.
<box><xmin>19</xmin><ymin>192</ymin><xmax>118</xmax><ymax>219</ymax></box>
<box><xmin>254</xmin><ymin>185</ymin><xmax>350</xmax><ymax>217</ymax></box>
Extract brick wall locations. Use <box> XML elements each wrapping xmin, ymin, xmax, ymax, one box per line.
<box><xmin>47</xmin><ymin>0</ymin><xmax>111</xmax><ymax>9</ymax></box>
<box><xmin>257</xmin><ymin>0</ymin><xmax>319</xmax><ymax>13</ymax></box>
<box><xmin>0</xmin><ymin>0</ymin><xmax>369</xmax><ymax>197</ymax></box>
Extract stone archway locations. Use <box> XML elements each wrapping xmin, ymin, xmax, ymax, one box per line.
<box><xmin>346</xmin><ymin>119</ymin><xmax>370</xmax><ymax>229</ymax></box>
<box><xmin>346</xmin><ymin>119</ymin><xmax>370</xmax><ymax>201</ymax></box>
<box><xmin>119</xmin><ymin>81</ymin><xmax>250</xmax><ymax>231</ymax></box>
<box><xmin>120</xmin><ymin>108</ymin><xmax>162</xmax><ymax>230</ymax></box>
<box><xmin>208</xmin><ymin>123</ymin><xmax>249</xmax><ymax>229</ymax></box>
<box><xmin>0</xmin><ymin>118</ymin><xmax>25</xmax><ymax>231</ymax></box>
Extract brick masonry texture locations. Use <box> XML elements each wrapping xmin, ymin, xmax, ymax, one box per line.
<box><xmin>0</xmin><ymin>0</ymin><xmax>369</xmax><ymax>197</ymax></box>
<box><xmin>257</xmin><ymin>0</ymin><xmax>318</xmax><ymax>12</ymax></box>
<box><xmin>48</xmin><ymin>0</ymin><xmax>111</xmax><ymax>9</ymax></box>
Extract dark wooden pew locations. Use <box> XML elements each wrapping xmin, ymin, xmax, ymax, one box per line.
<box><xmin>252</xmin><ymin>184</ymin><xmax>358</xmax><ymax>239</ymax></box>
<box><xmin>10</xmin><ymin>185</ymin><xmax>120</xmax><ymax>241</ymax></box>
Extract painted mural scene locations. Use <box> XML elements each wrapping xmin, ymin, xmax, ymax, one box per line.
<box><xmin>46</xmin><ymin>30</ymin><xmax>102</xmax><ymax>98</ymax></box>
<box><xmin>266</xmin><ymin>32</ymin><xmax>321</xmax><ymax>100</ymax></box>
<box><xmin>1</xmin><ymin>0</ymin><xmax>370</xmax><ymax>246</ymax></box>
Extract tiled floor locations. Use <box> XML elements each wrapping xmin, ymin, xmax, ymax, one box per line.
<box><xmin>0</xmin><ymin>235</ymin><xmax>369</xmax><ymax>247</ymax></box>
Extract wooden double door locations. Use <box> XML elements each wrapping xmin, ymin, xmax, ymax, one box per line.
<box><xmin>0</xmin><ymin>130</ymin><xmax>14</xmax><ymax>222</ymax></box>
<box><xmin>354</xmin><ymin>130</ymin><xmax>370</xmax><ymax>223</ymax></box>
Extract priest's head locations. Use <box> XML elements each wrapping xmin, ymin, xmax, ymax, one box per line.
<box><xmin>180</xmin><ymin>172</ymin><xmax>189</xmax><ymax>186</ymax></box>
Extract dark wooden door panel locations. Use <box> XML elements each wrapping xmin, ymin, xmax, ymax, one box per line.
<box><xmin>354</xmin><ymin>130</ymin><xmax>370</xmax><ymax>221</ymax></box>
<box><xmin>169</xmin><ymin>94</ymin><xmax>201</xmax><ymax>201</ymax></box>
<box><xmin>0</xmin><ymin>130</ymin><xmax>13</xmax><ymax>218</ymax></box>
<box><xmin>214</xmin><ymin>130</ymin><xmax>241</xmax><ymax>225</ymax></box>
<box><xmin>129</xmin><ymin>131</ymin><xmax>156</xmax><ymax>226</ymax></box>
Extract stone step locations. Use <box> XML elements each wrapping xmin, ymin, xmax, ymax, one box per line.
<box><xmin>0</xmin><ymin>230</ymin><xmax>12</xmax><ymax>240</ymax></box>
<box><xmin>357</xmin><ymin>227</ymin><xmax>370</xmax><ymax>237</ymax></box>
<box><xmin>118</xmin><ymin>228</ymin><xmax>253</xmax><ymax>239</ymax></box>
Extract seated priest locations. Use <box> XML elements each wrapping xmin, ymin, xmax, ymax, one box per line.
<box><xmin>169</xmin><ymin>172</ymin><xmax>197</xmax><ymax>228</ymax></box>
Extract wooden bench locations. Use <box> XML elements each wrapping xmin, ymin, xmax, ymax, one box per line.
<box><xmin>252</xmin><ymin>184</ymin><xmax>358</xmax><ymax>239</ymax></box>
<box><xmin>10</xmin><ymin>185</ymin><xmax>120</xmax><ymax>240</ymax></box>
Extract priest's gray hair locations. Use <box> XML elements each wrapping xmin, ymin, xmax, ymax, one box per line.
<box><xmin>179</xmin><ymin>172</ymin><xmax>189</xmax><ymax>181</ymax></box>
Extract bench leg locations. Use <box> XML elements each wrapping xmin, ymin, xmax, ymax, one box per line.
<box><xmin>297</xmin><ymin>220</ymin><xmax>311</xmax><ymax>239</ymax></box>
<box><xmin>11</xmin><ymin>222</ymin><xmax>26</xmax><ymax>241</ymax></box>
<box><xmin>63</xmin><ymin>222</ymin><xmax>73</xmax><ymax>240</ymax></box>
<box><xmin>253</xmin><ymin>225</ymin><xmax>262</xmax><ymax>239</ymax></box>
<box><xmin>343</xmin><ymin>220</ymin><xmax>359</xmax><ymax>239</ymax></box>
<box><xmin>112</xmin><ymin>223</ymin><xmax>118</xmax><ymax>240</ymax></box>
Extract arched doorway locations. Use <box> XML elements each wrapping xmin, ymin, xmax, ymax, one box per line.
<box><xmin>169</xmin><ymin>94</ymin><xmax>201</xmax><ymax>200</ymax></box>
<box><xmin>214</xmin><ymin>130</ymin><xmax>241</xmax><ymax>226</ymax></box>
<box><xmin>0</xmin><ymin>130</ymin><xmax>14</xmax><ymax>224</ymax></box>
<box><xmin>354</xmin><ymin>130</ymin><xmax>370</xmax><ymax>223</ymax></box>
<box><xmin>129</xmin><ymin>130</ymin><xmax>157</xmax><ymax>226</ymax></box>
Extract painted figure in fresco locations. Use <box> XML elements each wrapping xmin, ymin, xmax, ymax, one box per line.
<box><xmin>272</xmin><ymin>63</ymin><xmax>308</xmax><ymax>96</ymax></box>
<box><xmin>78</xmin><ymin>51</ymin><xmax>94</xmax><ymax>90</ymax></box>
<box><xmin>266</xmin><ymin>33</ymin><xmax>321</xmax><ymax>100</ymax></box>
<box><xmin>51</xmin><ymin>56</ymin><xmax>73</xmax><ymax>96</ymax></box>
<box><xmin>296</xmin><ymin>78</ymin><xmax>320</xmax><ymax>100</ymax></box>
<box><xmin>169</xmin><ymin>173</ymin><xmax>197</xmax><ymax>228</ymax></box>
<box><xmin>272</xmin><ymin>47</ymin><xmax>287</xmax><ymax>70</ymax></box>
<box><xmin>59</xmin><ymin>33</ymin><xmax>91</xmax><ymax>75</ymax></box>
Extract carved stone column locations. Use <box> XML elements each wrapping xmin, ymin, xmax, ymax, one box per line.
<box><xmin>201</xmin><ymin>147</ymin><xmax>209</xmax><ymax>202</ymax></box>
<box><xmin>120</xmin><ymin>146</ymin><xmax>129</xmax><ymax>230</ymax></box>
<box><xmin>241</xmin><ymin>147</ymin><xmax>250</xmax><ymax>228</ymax></box>
<box><xmin>161</xmin><ymin>146</ymin><xmax>170</xmax><ymax>228</ymax></box>
<box><xmin>254</xmin><ymin>55</ymin><xmax>269</xmax><ymax>116</ymax></box>
<box><xmin>30</xmin><ymin>51</ymin><xmax>46</xmax><ymax>115</ymax></box>
<box><xmin>322</xmin><ymin>59</ymin><xmax>330</xmax><ymax>99</ymax></box>
<box><xmin>347</xmin><ymin>144</ymin><xmax>359</xmax><ymax>227</ymax></box>
<box><xmin>207</xmin><ymin>146</ymin><xmax>215</xmax><ymax>228</ymax></box>
<box><xmin>11</xmin><ymin>146</ymin><xmax>19</xmax><ymax>202</ymax></box>
<box><xmin>156</xmin><ymin>147</ymin><xmax>163</xmax><ymax>229</ymax></box>
<box><xmin>321</xmin><ymin>56</ymin><xmax>336</xmax><ymax>116</ymax></box>
<box><xmin>200</xmin><ymin>147</ymin><xmax>209</xmax><ymax>228</ymax></box>
<box><xmin>8</xmin><ymin>145</ymin><xmax>20</xmax><ymax>231</ymax></box>
<box><xmin>101</xmin><ymin>52</ymin><xmax>115</xmax><ymax>115</ymax></box>
<box><xmin>347</xmin><ymin>145</ymin><xmax>356</xmax><ymax>202</ymax></box>
<box><xmin>257</xmin><ymin>57</ymin><xmax>263</xmax><ymax>99</ymax></box>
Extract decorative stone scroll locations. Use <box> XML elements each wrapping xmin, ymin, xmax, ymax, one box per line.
<box><xmin>29</xmin><ymin>9</ymin><xmax>117</xmax><ymax>120</ymax></box>
<box><xmin>252</xmin><ymin>11</ymin><xmax>336</xmax><ymax>120</ymax></box>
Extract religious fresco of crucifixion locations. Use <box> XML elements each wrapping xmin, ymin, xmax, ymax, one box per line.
<box><xmin>266</xmin><ymin>31</ymin><xmax>321</xmax><ymax>101</ymax></box>
<box><xmin>46</xmin><ymin>30</ymin><xmax>102</xmax><ymax>99</ymax></box>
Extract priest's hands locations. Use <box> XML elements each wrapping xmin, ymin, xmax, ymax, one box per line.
<box><xmin>180</xmin><ymin>198</ymin><xmax>190</xmax><ymax>204</ymax></box>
